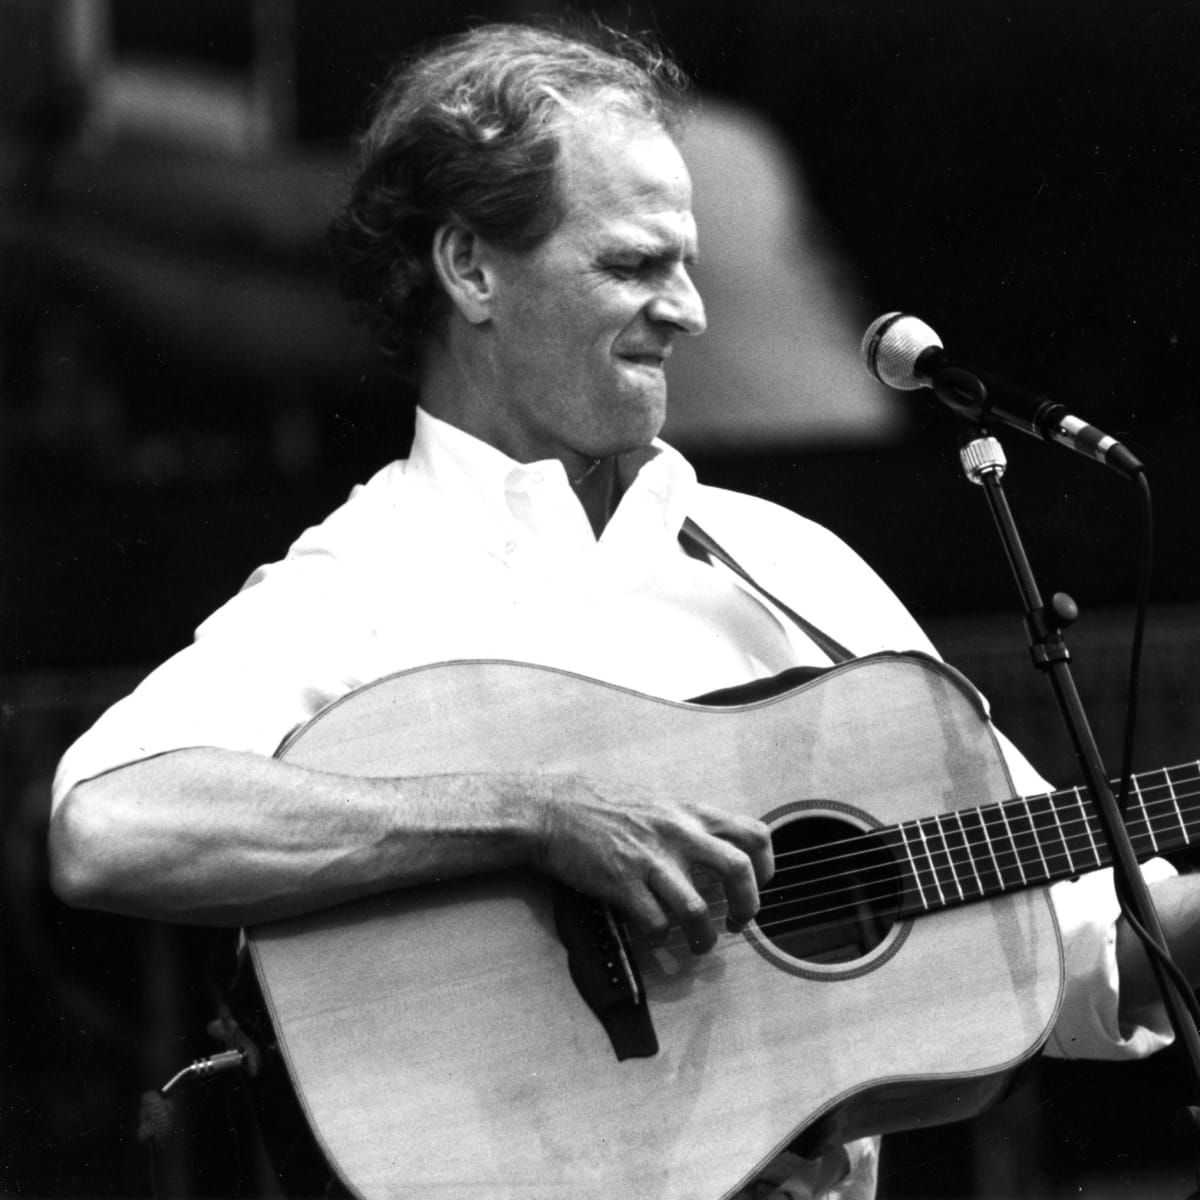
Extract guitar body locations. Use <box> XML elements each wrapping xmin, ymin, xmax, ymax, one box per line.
<box><xmin>246</xmin><ymin>652</ymin><xmax>1063</xmax><ymax>1199</ymax></box>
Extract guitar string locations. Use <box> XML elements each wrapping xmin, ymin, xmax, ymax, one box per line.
<box><xmin>754</xmin><ymin>817</ymin><xmax>1196</xmax><ymax>928</ymax></box>
<box><xmin>753</xmin><ymin>796</ymin><xmax>1200</xmax><ymax>939</ymax></box>
<box><xmin>765</xmin><ymin>760</ymin><xmax>1200</xmax><ymax>862</ymax></box>
<box><xmin>757</xmin><ymin>791</ymin><xmax>1200</xmax><ymax>916</ymax></box>
<box><xmin>616</xmin><ymin>896</ymin><xmax>921</xmax><ymax>957</ymax></box>
<box><xmin>606</xmin><ymin>773</ymin><xmax>1200</xmax><ymax>947</ymax></box>
<box><xmin>755</xmin><ymin>783</ymin><xmax>1200</xmax><ymax>926</ymax></box>
<box><xmin>619</xmin><ymin>860</ymin><xmax>1095</xmax><ymax>958</ymax></box>
<box><xmin>619</xmin><ymin>780</ymin><xmax>1200</xmax><ymax>957</ymax></box>
<box><xmin>760</xmin><ymin>766</ymin><xmax>1200</xmax><ymax>885</ymax></box>
<box><xmin>562</xmin><ymin>768</ymin><xmax>1200</xmax><ymax>961</ymax></box>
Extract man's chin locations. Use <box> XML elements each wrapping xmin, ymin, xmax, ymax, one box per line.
<box><xmin>617</xmin><ymin>397</ymin><xmax>668</xmax><ymax>452</ymax></box>
<box><xmin>584</xmin><ymin>381</ymin><xmax>667</xmax><ymax>455</ymax></box>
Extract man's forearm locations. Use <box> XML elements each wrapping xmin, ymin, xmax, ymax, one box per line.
<box><xmin>50</xmin><ymin>741</ymin><xmax>772</xmax><ymax>944</ymax></box>
<box><xmin>48</xmin><ymin>747</ymin><xmax>539</xmax><ymax>926</ymax></box>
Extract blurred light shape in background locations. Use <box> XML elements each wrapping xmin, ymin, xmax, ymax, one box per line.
<box><xmin>666</xmin><ymin>97</ymin><xmax>904</xmax><ymax>451</ymax></box>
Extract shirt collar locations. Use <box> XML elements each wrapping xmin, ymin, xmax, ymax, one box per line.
<box><xmin>406</xmin><ymin>406</ymin><xmax>698</xmax><ymax>546</ymax></box>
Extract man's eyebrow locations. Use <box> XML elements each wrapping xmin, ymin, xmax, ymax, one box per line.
<box><xmin>598</xmin><ymin>230</ymin><xmax>698</xmax><ymax>262</ymax></box>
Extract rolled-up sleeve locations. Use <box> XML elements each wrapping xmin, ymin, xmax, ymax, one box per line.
<box><xmin>1045</xmin><ymin>859</ymin><xmax>1177</xmax><ymax>1060</ymax></box>
<box><xmin>51</xmin><ymin>552</ymin><xmax>367</xmax><ymax>812</ymax></box>
<box><xmin>988</xmin><ymin>727</ymin><xmax>1176</xmax><ymax>1062</ymax></box>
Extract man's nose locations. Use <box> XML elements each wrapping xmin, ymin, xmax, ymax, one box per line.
<box><xmin>648</xmin><ymin>266</ymin><xmax>707</xmax><ymax>336</ymax></box>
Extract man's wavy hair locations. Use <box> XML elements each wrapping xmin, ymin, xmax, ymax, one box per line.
<box><xmin>326</xmin><ymin>22</ymin><xmax>690</xmax><ymax>379</ymax></box>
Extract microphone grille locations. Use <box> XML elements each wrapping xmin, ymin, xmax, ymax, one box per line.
<box><xmin>861</xmin><ymin>312</ymin><xmax>943</xmax><ymax>390</ymax></box>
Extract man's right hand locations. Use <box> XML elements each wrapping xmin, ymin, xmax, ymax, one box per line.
<box><xmin>530</xmin><ymin>776</ymin><xmax>775</xmax><ymax>954</ymax></box>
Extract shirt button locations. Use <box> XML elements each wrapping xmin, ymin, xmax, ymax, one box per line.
<box><xmin>530</xmin><ymin>470</ymin><xmax>545</xmax><ymax>485</ymax></box>
<box><xmin>504</xmin><ymin>539</ymin><xmax>518</xmax><ymax>555</ymax></box>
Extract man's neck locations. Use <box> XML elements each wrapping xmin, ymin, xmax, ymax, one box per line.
<box><xmin>572</xmin><ymin>457</ymin><xmax>620</xmax><ymax>538</ymax></box>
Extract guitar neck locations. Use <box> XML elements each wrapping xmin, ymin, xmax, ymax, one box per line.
<box><xmin>890</xmin><ymin>761</ymin><xmax>1200</xmax><ymax>919</ymax></box>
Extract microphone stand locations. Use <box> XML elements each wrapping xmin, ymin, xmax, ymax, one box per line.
<box><xmin>955</xmin><ymin>423</ymin><xmax>1200</xmax><ymax>1178</ymax></box>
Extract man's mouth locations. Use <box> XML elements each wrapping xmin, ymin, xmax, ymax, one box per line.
<box><xmin>618</xmin><ymin>348</ymin><xmax>670</xmax><ymax>369</ymax></box>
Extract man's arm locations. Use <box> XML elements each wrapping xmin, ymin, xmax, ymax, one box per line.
<box><xmin>48</xmin><ymin>748</ymin><xmax>773</xmax><ymax>951</ymax></box>
<box><xmin>1117</xmin><ymin>872</ymin><xmax>1200</xmax><ymax>1029</ymax></box>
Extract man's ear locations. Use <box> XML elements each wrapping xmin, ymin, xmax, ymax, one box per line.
<box><xmin>431</xmin><ymin>221</ymin><xmax>496</xmax><ymax>326</ymax></box>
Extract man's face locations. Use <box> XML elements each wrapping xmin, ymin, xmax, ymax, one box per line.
<box><xmin>476</xmin><ymin>110</ymin><xmax>706</xmax><ymax>471</ymax></box>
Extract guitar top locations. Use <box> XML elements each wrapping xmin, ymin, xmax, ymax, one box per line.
<box><xmin>246</xmin><ymin>651</ymin><xmax>1172</xmax><ymax>1199</ymax></box>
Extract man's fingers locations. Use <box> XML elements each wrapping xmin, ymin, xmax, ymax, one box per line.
<box><xmin>684</xmin><ymin>807</ymin><xmax>773</xmax><ymax>926</ymax></box>
<box><xmin>708</xmin><ymin>810</ymin><xmax>775</xmax><ymax>888</ymax></box>
<box><xmin>541</xmin><ymin>781</ymin><xmax>778</xmax><ymax>955</ymax></box>
<box><xmin>646</xmin><ymin>862</ymin><xmax>719</xmax><ymax>953</ymax></box>
<box><xmin>641</xmin><ymin>813</ymin><xmax>773</xmax><ymax>948</ymax></box>
<box><xmin>621</xmin><ymin>879</ymin><xmax>672</xmax><ymax>944</ymax></box>
<box><xmin>694</xmin><ymin>837</ymin><xmax>762</xmax><ymax>932</ymax></box>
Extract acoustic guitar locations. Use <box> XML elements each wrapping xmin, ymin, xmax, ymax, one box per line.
<box><xmin>245</xmin><ymin>651</ymin><xmax>1198</xmax><ymax>1199</ymax></box>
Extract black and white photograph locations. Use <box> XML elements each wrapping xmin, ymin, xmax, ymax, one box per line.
<box><xmin>5</xmin><ymin>3</ymin><xmax>1200</xmax><ymax>1197</ymax></box>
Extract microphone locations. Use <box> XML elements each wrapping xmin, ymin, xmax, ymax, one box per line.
<box><xmin>861</xmin><ymin>312</ymin><xmax>1144</xmax><ymax>478</ymax></box>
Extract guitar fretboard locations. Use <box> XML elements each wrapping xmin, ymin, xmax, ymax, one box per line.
<box><xmin>887</xmin><ymin>761</ymin><xmax>1200</xmax><ymax>918</ymax></box>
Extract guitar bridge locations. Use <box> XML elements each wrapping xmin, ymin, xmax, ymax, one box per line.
<box><xmin>552</xmin><ymin>885</ymin><xmax>659</xmax><ymax>1061</ymax></box>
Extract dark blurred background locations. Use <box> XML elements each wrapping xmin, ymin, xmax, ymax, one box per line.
<box><xmin>4</xmin><ymin>1</ymin><xmax>1200</xmax><ymax>1196</ymax></box>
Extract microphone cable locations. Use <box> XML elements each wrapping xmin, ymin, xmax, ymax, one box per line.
<box><xmin>1114</xmin><ymin>471</ymin><xmax>1200</xmax><ymax>1030</ymax></box>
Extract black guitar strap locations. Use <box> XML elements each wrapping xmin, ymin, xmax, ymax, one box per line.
<box><xmin>678</xmin><ymin>516</ymin><xmax>855</xmax><ymax>666</ymax></box>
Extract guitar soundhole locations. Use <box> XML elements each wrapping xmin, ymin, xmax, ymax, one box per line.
<box><xmin>759</xmin><ymin>813</ymin><xmax>901</xmax><ymax>969</ymax></box>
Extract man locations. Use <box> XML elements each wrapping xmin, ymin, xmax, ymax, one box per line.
<box><xmin>48</xmin><ymin>22</ymin><xmax>1196</xmax><ymax>1200</ymax></box>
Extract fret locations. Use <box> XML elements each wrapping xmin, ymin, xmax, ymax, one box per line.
<box><xmin>949</xmin><ymin>811</ymin><xmax>985</xmax><ymax>900</ymax></box>
<box><xmin>996</xmin><ymin>801</ymin><xmax>1028</xmax><ymax>887</ymax></box>
<box><xmin>1177</xmin><ymin>763</ymin><xmax>1200</xmax><ymax>844</ymax></box>
<box><xmin>1071</xmin><ymin>787</ymin><xmax>1103</xmax><ymax>868</ymax></box>
<box><xmin>1131</xmin><ymin>775</ymin><xmax>1157</xmax><ymax>855</ymax></box>
<box><xmin>933</xmin><ymin>813</ymin><xmax>969</xmax><ymax>903</ymax></box>
<box><xmin>1021</xmin><ymin>796</ymin><xmax>1051</xmax><ymax>880</ymax></box>
<box><xmin>958</xmin><ymin>806</ymin><xmax>1003</xmax><ymax>895</ymax></box>
<box><xmin>1166</xmin><ymin>767</ymin><xmax>1190</xmax><ymax>844</ymax></box>
<box><xmin>897</xmin><ymin>822</ymin><xmax>931</xmax><ymax>912</ymax></box>
<box><xmin>914</xmin><ymin>820</ymin><xmax>947</xmax><ymax>907</ymax></box>
<box><xmin>882</xmin><ymin>826</ymin><xmax>929</xmax><ymax>920</ymax></box>
<box><xmin>1026</xmin><ymin>791</ymin><xmax>1073</xmax><ymax>878</ymax></box>
<box><xmin>980</xmin><ymin>803</ymin><xmax>1024</xmax><ymax>890</ymax></box>
<box><xmin>1154</xmin><ymin>762</ymin><xmax>1200</xmax><ymax>851</ymax></box>
<box><xmin>1179</xmin><ymin>763</ymin><xmax>1200</xmax><ymax>844</ymax></box>
<box><xmin>1053</xmin><ymin>792</ymin><xmax>1077</xmax><ymax>873</ymax></box>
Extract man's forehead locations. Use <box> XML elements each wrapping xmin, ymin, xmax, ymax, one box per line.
<box><xmin>560</xmin><ymin>106</ymin><xmax>687</xmax><ymax>175</ymax></box>
<box><xmin>555</xmin><ymin>110</ymin><xmax>695</xmax><ymax>232</ymax></box>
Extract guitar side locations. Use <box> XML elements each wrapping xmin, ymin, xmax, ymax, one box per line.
<box><xmin>246</xmin><ymin>652</ymin><xmax>1063</xmax><ymax>1199</ymax></box>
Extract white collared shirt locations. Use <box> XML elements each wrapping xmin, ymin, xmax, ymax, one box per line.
<box><xmin>53</xmin><ymin>409</ymin><xmax>947</xmax><ymax>794</ymax></box>
<box><xmin>52</xmin><ymin>408</ymin><xmax>1172</xmax><ymax>1093</ymax></box>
